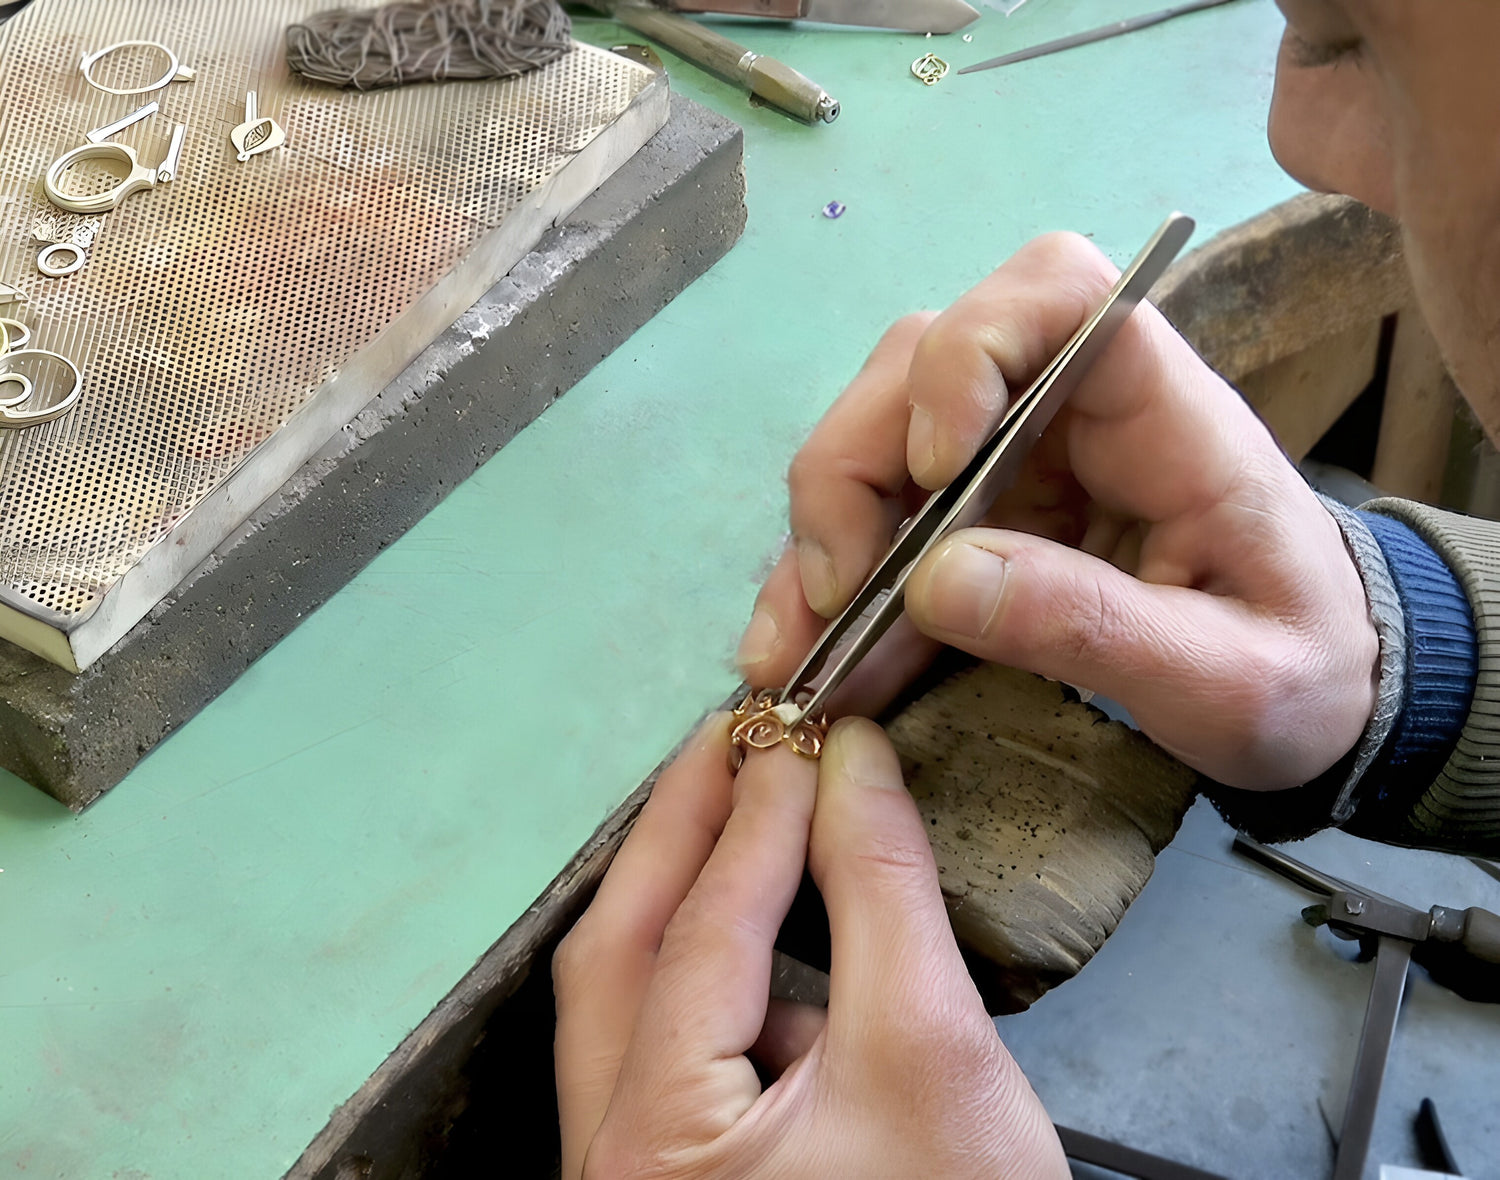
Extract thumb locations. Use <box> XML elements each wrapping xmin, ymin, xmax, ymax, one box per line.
<box><xmin>807</xmin><ymin>719</ymin><xmax>1065</xmax><ymax>1179</ymax></box>
<box><xmin>808</xmin><ymin>718</ymin><xmax>979</xmax><ymax>1014</ymax></box>
<box><xmin>904</xmin><ymin>525</ymin><xmax>1269</xmax><ymax>722</ymax></box>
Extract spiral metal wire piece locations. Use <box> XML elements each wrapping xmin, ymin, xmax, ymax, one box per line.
<box><xmin>286</xmin><ymin>0</ymin><xmax>572</xmax><ymax>90</ymax></box>
<box><xmin>728</xmin><ymin>690</ymin><xmax>830</xmax><ymax>774</ymax></box>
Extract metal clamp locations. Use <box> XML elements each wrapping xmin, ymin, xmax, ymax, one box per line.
<box><xmin>0</xmin><ymin>349</ymin><xmax>83</xmax><ymax>429</ymax></box>
<box><xmin>79</xmin><ymin>40</ymin><xmax>195</xmax><ymax>95</ymax></box>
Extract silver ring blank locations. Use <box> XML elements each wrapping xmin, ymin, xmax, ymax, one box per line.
<box><xmin>79</xmin><ymin>40</ymin><xmax>195</xmax><ymax>96</ymax></box>
<box><xmin>0</xmin><ymin>348</ymin><xmax>84</xmax><ymax>428</ymax></box>
<box><xmin>0</xmin><ymin>371</ymin><xmax>35</xmax><ymax>408</ymax></box>
<box><xmin>37</xmin><ymin>242</ymin><xmax>86</xmax><ymax>278</ymax></box>
<box><xmin>0</xmin><ymin>318</ymin><xmax>31</xmax><ymax>351</ymax></box>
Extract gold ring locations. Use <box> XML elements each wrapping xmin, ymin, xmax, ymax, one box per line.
<box><xmin>728</xmin><ymin>690</ymin><xmax>830</xmax><ymax>773</ymax></box>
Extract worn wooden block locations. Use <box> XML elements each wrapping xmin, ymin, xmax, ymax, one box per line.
<box><xmin>1237</xmin><ymin>320</ymin><xmax>1382</xmax><ymax>461</ymax></box>
<box><xmin>886</xmin><ymin>663</ymin><xmax>1200</xmax><ymax>1011</ymax></box>
<box><xmin>1157</xmin><ymin>191</ymin><xmax>1409</xmax><ymax>382</ymax></box>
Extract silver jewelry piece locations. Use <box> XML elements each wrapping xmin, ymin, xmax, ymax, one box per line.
<box><xmin>32</xmin><ymin>212</ymin><xmax>102</xmax><ymax>249</ymax></box>
<box><xmin>0</xmin><ymin>318</ymin><xmax>32</xmax><ymax>351</ymax></box>
<box><xmin>36</xmin><ymin>242</ymin><xmax>87</xmax><ymax>277</ymax></box>
<box><xmin>79</xmin><ymin>41</ymin><xmax>195</xmax><ymax>96</ymax></box>
<box><xmin>231</xmin><ymin>91</ymin><xmax>286</xmax><ymax>162</ymax></box>
<box><xmin>43</xmin><ymin>107</ymin><xmax>185</xmax><ymax>214</ymax></box>
<box><xmin>0</xmin><ymin>349</ymin><xmax>84</xmax><ymax>429</ymax></box>
<box><xmin>0</xmin><ymin>371</ymin><xmax>34</xmax><ymax>408</ymax></box>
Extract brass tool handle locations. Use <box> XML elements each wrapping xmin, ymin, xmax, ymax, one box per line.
<box><xmin>665</xmin><ymin>0</ymin><xmax>806</xmax><ymax>17</ymax></box>
<box><xmin>1429</xmin><ymin>903</ymin><xmax>1500</xmax><ymax>965</ymax></box>
<box><xmin>613</xmin><ymin>4</ymin><xmax>838</xmax><ymax>123</ymax></box>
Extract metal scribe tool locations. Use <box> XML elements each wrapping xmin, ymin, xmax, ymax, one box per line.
<box><xmin>658</xmin><ymin>0</ymin><xmax>979</xmax><ymax>34</ymax></box>
<box><xmin>959</xmin><ymin>0</ymin><xmax>1242</xmax><ymax>75</ymax></box>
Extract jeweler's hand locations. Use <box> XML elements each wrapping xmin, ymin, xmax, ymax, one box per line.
<box><xmin>734</xmin><ymin>232</ymin><xmax>1379</xmax><ymax>791</ymax></box>
<box><xmin>553</xmin><ymin>715</ymin><xmax>1067</xmax><ymax>1180</ymax></box>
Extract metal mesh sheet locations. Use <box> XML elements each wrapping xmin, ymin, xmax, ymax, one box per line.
<box><xmin>0</xmin><ymin>0</ymin><xmax>653</xmax><ymax>629</ymax></box>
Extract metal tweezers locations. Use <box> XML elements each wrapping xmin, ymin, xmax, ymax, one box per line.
<box><xmin>779</xmin><ymin>212</ymin><xmax>1195</xmax><ymax>723</ymax></box>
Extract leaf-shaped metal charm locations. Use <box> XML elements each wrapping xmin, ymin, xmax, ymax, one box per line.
<box><xmin>243</xmin><ymin>119</ymin><xmax>272</xmax><ymax>153</ymax></box>
<box><xmin>232</xmin><ymin>115</ymin><xmax>285</xmax><ymax>162</ymax></box>
<box><xmin>231</xmin><ymin>92</ymin><xmax>286</xmax><ymax>163</ymax></box>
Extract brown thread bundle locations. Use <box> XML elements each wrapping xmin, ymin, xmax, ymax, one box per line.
<box><xmin>287</xmin><ymin>0</ymin><xmax>572</xmax><ymax>90</ymax></box>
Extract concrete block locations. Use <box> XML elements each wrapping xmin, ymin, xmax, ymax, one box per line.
<box><xmin>0</xmin><ymin>94</ymin><xmax>746</xmax><ymax>810</ymax></box>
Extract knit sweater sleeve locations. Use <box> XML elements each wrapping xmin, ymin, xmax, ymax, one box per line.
<box><xmin>1205</xmin><ymin>495</ymin><xmax>1500</xmax><ymax>852</ymax></box>
<box><xmin>1351</xmin><ymin>499</ymin><xmax>1497</xmax><ymax>853</ymax></box>
<box><xmin>1203</xmin><ymin>496</ymin><xmax>1408</xmax><ymax>842</ymax></box>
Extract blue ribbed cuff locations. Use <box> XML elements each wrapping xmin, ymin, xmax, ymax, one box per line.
<box><xmin>1357</xmin><ymin>511</ymin><xmax>1477</xmax><ymax>815</ymax></box>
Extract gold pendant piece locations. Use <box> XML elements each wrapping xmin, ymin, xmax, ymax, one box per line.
<box><xmin>911</xmin><ymin>53</ymin><xmax>950</xmax><ymax>85</ymax></box>
<box><xmin>728</xmin><ymin>690</ymin><xmax>830</xmax><ymax>774</ymax></box>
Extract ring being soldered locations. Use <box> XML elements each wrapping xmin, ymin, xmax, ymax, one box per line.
<box><xmin>728</xmin><ymin>690</ymin><xmax>830</xmax><ymax>774</ymax></box>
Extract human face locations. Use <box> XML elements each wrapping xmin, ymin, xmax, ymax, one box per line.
<box><xmin>1269</xmin><ymin>0</ymin><xmax>1500</xmax><ymax>435</ymax></box>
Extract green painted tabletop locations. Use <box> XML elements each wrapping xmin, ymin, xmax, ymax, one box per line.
<box><xmin>0</xmin><ymin>2</ymin><xmax>1303</xmax><ymax>1175</ymax></box>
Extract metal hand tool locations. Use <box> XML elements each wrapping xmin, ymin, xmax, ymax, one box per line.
<box><xmin>779</xmin><ymin>213</ymin><xmax>1195</xmax><ymax>721</ymax></box>
<box><xmin>658</xmin><ymin>0</ymin><xmax>979</xmax><ymax>34</ymax></box>
<box><xmin>959</xmin><ymin>0</ymin><xmax>1242</xmax><ymax>75</ymax></box>
<box><xmin>1056</xmin><ymin>1124</ymin><xmax>1229</xmax><ymax>1180</ymax></box>
<box><xmin>1233</xmin><ymin>833</ymin><xmax>1500</xmax><ymax>1180</ymax></box>
<box><xmin>606</xmin><ymin>2</ymin><xmax>839</xmax><ymax>122</ymax></box>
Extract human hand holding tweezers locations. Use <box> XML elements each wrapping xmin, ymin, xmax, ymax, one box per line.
<box><xmin>779</xmin><ymin>214</ymin><xmax>1195</xmax><ymax>729</ymax></box>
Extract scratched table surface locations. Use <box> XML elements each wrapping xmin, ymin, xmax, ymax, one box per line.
<box><xmin>9</xmin><ymin>3</ymin><xmax>1489</xmax><ymax>1178</ymax></box>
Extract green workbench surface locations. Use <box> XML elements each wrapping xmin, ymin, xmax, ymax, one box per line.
<box><xmin>0</xmin><ymin>3</ymin><xmax>1301</xmax><ymax>1175</ymax></box>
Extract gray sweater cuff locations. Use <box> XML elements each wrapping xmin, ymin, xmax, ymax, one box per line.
<box><xmin>1205</xmin><ymin>494</ymin><xmax>1405</xmax><ymax>840</ymax></box>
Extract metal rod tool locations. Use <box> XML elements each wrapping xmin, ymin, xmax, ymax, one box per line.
<box><xmin>959</xmin><ymin>0</ymin><xmax>1243</xmax><ymax>75</ymax></box>
<box><xmin>608</xmin><ymin>1</ymin><xmax>839</xmax><ymax>122</ymax></box>
<box><xmin>1233</xmin><ymin>833</ymin><xmax>1500</xmax><ymax>1180</ymax></box>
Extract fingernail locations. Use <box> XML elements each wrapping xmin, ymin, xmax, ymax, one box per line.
<box><xmin>735</xmin><ymin>608</ymin><xmax>780</xmax><ymax>670</ymax></box>
<box><xmin>825</xmin><ymin>718</ymin><xmax>902</xmax><ymax>790</ymax></box>
<box><xmin>926</xmin><ymin>541</ymin><xmax>1008</xmax><ymax>639</ymax></box>
<box><xmin>797</xmin><ymin>537</ymin><xmax>838</xmax><ymax>615</ymax></box>
<box><xmin>908</xmin><ymin>405</ymin><xmax>937</xmax><ymax>483</ymax></box>
<box><xmin>692</xmin><ymin>710</ymin><xmax>730</xmax><ymax>749</ymax></box>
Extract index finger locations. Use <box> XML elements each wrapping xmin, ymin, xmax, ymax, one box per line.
<box><xmin>605</xmin><ymin>746</ymin><xmax>819</xmax><ymax>1136</ymax></box>
<box><xmin>911</xmin><ymin>230</ymin><xmax>1262</xmax><ymax>521</ymax></box>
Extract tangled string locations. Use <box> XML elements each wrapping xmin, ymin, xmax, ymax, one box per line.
<box><xmin>287</xmin><ymin>0</ymin><xmax>572</xmax><ymax>90</ymax></box>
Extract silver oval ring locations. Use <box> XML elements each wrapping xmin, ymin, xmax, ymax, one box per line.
<box><xmin>37</xmin><ymin>242</ymin><xmax>87</xmax><ymax>278</ymax></box>
<box><xmin>79</xmin><ymin>40</ymin><xmax>196</xmax><ymax>96</ymax></box>
<box><xmin>0</xmin><ymin>318</ymin><xmax>32</xmax><ymax>351</ymax></box>
<box><xmin>44</xmin><ymin>141</ymin><xmax>157</xmax><ymax>215</ymax></box>
<box><xmin>0</xmin><ymin>349</ymin><xmax>84</xmax><ymax>429</ymax></box>
<box><xmin>0</xmin><ymin>371</ymin><xmax>35</xmax><ymax>409</ymax></box>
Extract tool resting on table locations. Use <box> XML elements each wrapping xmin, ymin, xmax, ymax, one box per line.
<box><xmin>661</xmin><ymin>0</ymin><xmax>979</xmax><ymax>33</ymax></box>
<box><xmin>1234</xmin><ymin>833</ymin><xmax>1500</xmax><ymax>1180</ymax></box>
